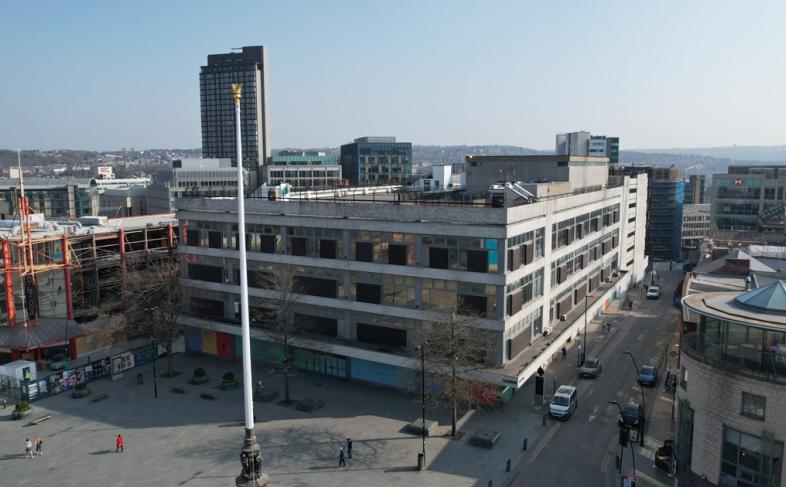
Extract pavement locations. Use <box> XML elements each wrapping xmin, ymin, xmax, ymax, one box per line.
<box><xmin>0</xmin><ymin>273</ymin><xmax>682</xmax><ymax>487</ymax></box>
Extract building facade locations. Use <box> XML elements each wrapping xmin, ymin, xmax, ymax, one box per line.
<box><xmin>200</xmin><ymin>46</ymin><xmax>271</xmax><ymax>187</ymax></box>
<box><xmin>265</xmin><ymin>152</ymin><xmax>342</xmax><ymax>189</ymax></box>
<box><xmin>710</xmin><ymin>166</ymin><xmax>786</xmax><ymax>246</ymax></box>
<box><xmin>684</xmin><ymin>175</ymin><xmax>707</xmax><ymax>205</ymax></box>
<box><xmin>0</xmin><ymin>214</ymin><xmax>178</xmax><ymax>365</ymax></box>
<box><xmin>556</xmin><ymin>132</ymin><xmax>619</xmax><ymax>164</ymax></box>
<box><xmin>610</xmin><ymin>165</ymin><xmax>684</xmax><ymax>261</ymax></box>
<box><xmin>0</xmin><ymin>179</ymin><xmax>100</xmax><ymax>218</ymax></box>
<box><xmin>176</xmin><ymin>171</ymin><xmax>648</xmax><ymax>394</ymax></box>
<box><xmin>146</xmin><ymin>159</ymin><xmax>248</xmax><ymax>214</ymax></box>
<box><xmin>340</xmin><ymin>137</ymin><xmax>412</xmax><ymax>186</ymax></box>
<box><xmin>681</xmin><ymin>204</ymin><xmax>711</xmax><ymax>253</ymax></box>
<box><xmin>678</xmin><ymin>282</ymin><xmax>786</xmax><ymax>487</ymax></box>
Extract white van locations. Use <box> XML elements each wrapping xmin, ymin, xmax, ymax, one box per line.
<box><xmin>550</xmin><ymin>385</ymin><xmax>578</xmax><ymax>419</ymax></box>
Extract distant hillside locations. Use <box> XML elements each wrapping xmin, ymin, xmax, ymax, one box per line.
<box><xmin>0</xmin><ymin>149</ymin><xmax>104</xmax><ymax>168</ymax></box>
<box><xmin>640</xmin><ymin>145</ymin><xmax>786</xmax><ymax>163</ymax></box>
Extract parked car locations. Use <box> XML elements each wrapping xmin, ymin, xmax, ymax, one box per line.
<box><xmin>549</xmin><ymin>385</ymin><xmax>578</xmax><ymax>420</ymax></box>
<box><xmin>49</xmin><ymin>354</ymin><xmax>67</xmax><ymax>371</ymax></box>
<box><xmin>580</xmin><ymin>358</ymin><xmax>602</xmax><ymax>378</ymax></box>
<box><xmin>638</xmin><ymin>364</ymin><xmax>658</xmax><ymax>387</ymax></box>
<box><xmin>647</xmin><ymin>286</ymin><xmax>662</xmax><ymax>299</ymax></box>
<box><xmin>618</xmin><ymin>402</ymin><xmax>644</xmax><ymax>430</ymax></box>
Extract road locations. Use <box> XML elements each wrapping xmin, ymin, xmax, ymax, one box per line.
<box><xmin>507</xmin><ymin>272</ymin><xmax>682</xmax><ymax>487</ymax></box>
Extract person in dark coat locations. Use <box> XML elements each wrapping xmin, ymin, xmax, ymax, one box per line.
<box><xmin>338</xmin><ymin>447</ymin><xmax>346</xmax><ymax>467</ymax></box>
<box><xmin>347</xmin><ymin>438</ymin><xmax>353</xmax><ymax>458</ymax></box>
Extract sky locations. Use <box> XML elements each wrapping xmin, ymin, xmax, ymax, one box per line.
<box><xmin>1</xmin><ymin>1</ymin><xmax>785</xmax><ymax>152</ymax></box>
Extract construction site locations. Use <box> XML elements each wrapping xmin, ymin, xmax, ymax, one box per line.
<box><xmin>0</xmin><ymin>188</ymin><xmax>177</xmax><ymax>367</ymax></box>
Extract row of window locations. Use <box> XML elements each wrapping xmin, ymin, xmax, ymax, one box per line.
<box><xmin>551</xmin><ymin>204</ymin><xmax>620</xmax><ymax>250</ymax></box>
<box><xmin>186</xmin><ymin>263</ymin><xmax>497</xmax><ymax>317</ymax></box>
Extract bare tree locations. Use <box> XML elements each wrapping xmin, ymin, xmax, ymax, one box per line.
<box><xmin>249</xmin><ymin>267</ymin><xmax>301</xmax><ymax>404</ymax></box>
<box><xmin>420</xmin><ymin>311</ymin><xmax>490</xmax><ymax>436</ymax></box>
<box><xmin>126</xmin><ymin>255</ymin><xmax>182</xmax><ymax>376</ymax></box>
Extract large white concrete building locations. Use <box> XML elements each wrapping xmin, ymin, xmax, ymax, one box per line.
<box><xmin>175</xmin><ymin>157</ymin><xmax>648</xmax><ymax>400</ymax></box>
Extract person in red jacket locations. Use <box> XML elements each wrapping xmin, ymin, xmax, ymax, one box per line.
<box><xmin>115</xmin><ymin>434</ymin><xmax>124</xmax><ymax>453</ymax></box>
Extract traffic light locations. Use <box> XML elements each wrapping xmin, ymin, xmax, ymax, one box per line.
<box><xmin>619</xmin><ymin>428</ymin><xmax>628</xmax><ymax>447</ymax></box>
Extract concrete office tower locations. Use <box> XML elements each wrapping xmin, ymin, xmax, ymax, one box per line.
<box><xmin>556</xmin><ymin>132</ymin><xmax>619</xmax><ymax>164</ymax></box>
<box><xmin>340</xmin><ymin>137</ymin><xmax>412</xmax><ymax>186</ymax></box>
<box><xmin>710</xmin><ymin>165</ymin><xmax>786</xmax><ymax>247</ymax></box>
<box><xmin>200</xmin><ymin>46</ymin><xmax>271</xmax><ymax>188</ymax></box>
<box><xmin>176</xmin><ymin>157</ymin><xmax>648</xmax><ymax>398</ymax></box>
<box><xmin>683</xmin><ymin>174</ymin><xmax>706</xmax><ymax>204</ymax></box>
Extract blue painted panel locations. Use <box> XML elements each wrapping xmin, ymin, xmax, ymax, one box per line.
<box><xmin>185</xmin><ymin>327</ymin><xmax>202</xmax><ymax>352</ymax></box>
<box><xmin>350</xmin><ymin>358</ymin><xmax>414</xmax><ymax>390</ymax></box>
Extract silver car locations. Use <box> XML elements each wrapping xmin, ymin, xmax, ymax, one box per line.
<box><xmin>580</xmin><ymin>358</ymin><xmax>602</xmax><ymax>378</ymax></box>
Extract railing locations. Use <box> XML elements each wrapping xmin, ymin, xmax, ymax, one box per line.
<box><xmin>683</xmin><ymin>333</ymin><xmax>786</xmax><ymax>385</ymax></box>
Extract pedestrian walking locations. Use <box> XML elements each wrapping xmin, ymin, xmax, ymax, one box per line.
<box><xmin>347</xmin><ymin>438</ymin><xmax>353</xmax><ymax>459</ymax></box>
<box><xmin>34</xmin><ymin>435</ymin><xmax>42</xmax><ymax>456</ymax></box>
<box><xmin>115</xmin><ymin>434</ymin><xmax>124</xmax><ymax>453</ymax></box>
<box><xmin>338</xmin><ymin>447</ymin><xmax>346</xmax><ymax>467</ymax></box>
<box><xmin>561</xmin><ymin>347</ymin><xmax>567</xmax><ymax>360</ymax></box>
<box><xmin>2</xmin><ymin>398</ymin><xmax>6</xmax><ymax>409</ymax></box>
<box><xmin>25</xmin><ymin>439</ymin><xmax>33</xmax><ymax>459</ymax></box>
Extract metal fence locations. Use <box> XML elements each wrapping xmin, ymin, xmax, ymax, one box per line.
<box><xmin>0</xmin><ymin>342</ymin><xmax>157</xmax><ymax>403</ymax></box>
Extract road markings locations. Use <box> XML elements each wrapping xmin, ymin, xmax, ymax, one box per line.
<box><xmin>599</xmin><ymin>433</ymin><xmax>618</xmax><ymax>473</ymax></box>
<box><xmin>528</xmin><ymin>422</ymin><xmax>560</xmax><ymax>463</ymax></box>
<box><xmin>638</xmin><ymin>333</ymin><xmax>644</xmax><ymax>341</ymax></box>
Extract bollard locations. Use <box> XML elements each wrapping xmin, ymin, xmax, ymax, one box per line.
<box><xmin>488</xmin><ymin>481</ymin><xmax>492</xmax><ymax>487</ymax></box>
<box><xmin>523</xmin><ymin>438</ymin><xmax>528</xmax><ymax>451</ymax></box>
<box><xmin>506</xmin><ymin>459</ymin><xmax>511</xmax><ymax>472</ymax></box>
<box><xmin>542</xmin><ymin>413</ymin><xmax>548</xmax><ymax>426</ymax></box>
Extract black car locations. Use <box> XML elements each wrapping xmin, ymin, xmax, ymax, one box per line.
<box><xmin>618</xmin><ymin>402</ymin><xmax>644</xmax><ymax>430</ymax></box>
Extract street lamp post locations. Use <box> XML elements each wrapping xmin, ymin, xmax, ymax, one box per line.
<box><xmin>233</xmin><ymin>83</ymin><xmax>267</xmax><ymax>487</ymax></box>
<box><xmin>151</xmin><ymin>337</ymin><xmax>158</xmax><ymax>399</ymax></box>
<box><xmin>608</xmin><ymin>401</ymin><xmax>637</xmax><ymax>478</ymax></box>
<box><xmin>418</xmin><ymin>341</ymin><xmax>429</xmax><ymax>470</ymax></box>
<box><xmin>624</xmin><ymin>351</ymin><xmax>646</xmax><ymax>446</ymax></box>
<box><xmin>582</xmin><ymin>295</ymin><xmax>588</xmax><ymax>365</ymax></box>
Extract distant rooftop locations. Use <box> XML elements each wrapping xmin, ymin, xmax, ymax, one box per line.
<box><xmin>352</xmin><ymin>136</ymin><xmax>397</xmax><ymax>143</ymax></box>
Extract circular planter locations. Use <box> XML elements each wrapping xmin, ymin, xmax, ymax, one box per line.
<box><xmin>12</xmin><ymin>408</ymin><xmax>32</xmax><ymax>420</ymax></box>
<box><xmin>219</xmin><ymin>380</ymin><xmax>239</xmax><ymax>391</ymax></box>
<box><xmin>72</xmin><ymin>387</ymin><xmax>91</xmax><ymax>398</ymax></box>
<box><xmin>191</xmin><ymin>375</ymin><xmax>210</xmax><ymax>385</ymax></box>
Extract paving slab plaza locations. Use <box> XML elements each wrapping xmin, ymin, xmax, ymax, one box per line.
<box><xmin>0</xmin><ymin>354</ymin><xmax>555</xmax><ymax>487</ymax></box>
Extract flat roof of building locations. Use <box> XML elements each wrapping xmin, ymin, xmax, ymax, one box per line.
<box><xmin>0</xmin><ymin>213</ymin><xmax>176</xmax><ymax>241</ymax></box>
<box><xmin>682</xmin><ymin>283</ymin><xmax>786</xmax><ymax>329</ymax></box>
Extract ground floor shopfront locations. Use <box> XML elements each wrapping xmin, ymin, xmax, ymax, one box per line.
<box><xmin>183</xmin><ymin>326</ymin><xmax>514</xmax><ymax>405</ymax></box>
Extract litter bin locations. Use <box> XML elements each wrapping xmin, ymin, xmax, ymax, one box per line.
<box><xmin>417</xmin><ymin>453</ymin><xmax>424</xmax><ymax>471</ymax></box>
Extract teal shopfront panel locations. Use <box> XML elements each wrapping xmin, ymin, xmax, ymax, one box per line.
<box><xmin>350</xmin><ymin>358</ymin><xmax>414</xmax><ymax>390</ymax></box>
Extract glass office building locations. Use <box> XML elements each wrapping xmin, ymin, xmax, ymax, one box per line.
<box><xmin>340</xmin><ymin>137</ymin><xmax>412</xmax><ymax>186</ymax></box>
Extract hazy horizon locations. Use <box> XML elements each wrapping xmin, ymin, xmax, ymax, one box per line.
<box><xmin>2</xmin><ymin>1</ymin><xmax>785</xmax><ymax>151</ymax></box>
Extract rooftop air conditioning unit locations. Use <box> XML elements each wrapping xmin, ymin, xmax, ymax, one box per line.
<box><xmin>559</xmin><ymin>315</ymin><xmax>567</xmax><ymax>321</ymax></box>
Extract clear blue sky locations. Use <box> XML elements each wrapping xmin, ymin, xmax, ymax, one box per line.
<box><xmin>2</xmin><ymin>0</ymin><xmax>785</xmax><ymax>151</ymax></box>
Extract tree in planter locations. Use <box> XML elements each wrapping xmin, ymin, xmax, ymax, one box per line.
<box><xmin>419</xmin><ymin>311</ymin><xmax>490</xmax><ymax>437</ymax></box>
<box><xmin>249</xmin><ymin>267</ymin><xmax>302</xmax><ymax>405</ymax></box>
<box><xmin>125</xmin><ymin>255</ymin><xmax>182</xmax><ymax>377</ymax></box>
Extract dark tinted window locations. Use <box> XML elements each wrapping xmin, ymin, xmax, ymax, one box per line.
<box><xmin>293</xmin><ymin>276</ymin><xmax>337</xmax><ymax>298</ymax></box>
<box><xmin>355</xmin><ymin>283</ymin><xmax>382</xmax><ymax>304</ymax></box>
<box><xmin>260</xmin><ymin>235</ymin><xmax>276</xmax><ymax>253</ymax></box>
<box><xmin>458</xmin><ymin>294</ymin><xmax>487</xmax><ymax>317</ymax></box>
<box><xmin>429</xmin><ymin>247</ymin><xmax>449</xmax><ymax>269</ymax></box>
<box><xmin>190</xmin><ymin>297</ymin><xmax>223</xmax><ymax>319</ymax></box>
<box><xmin>186</xmin><ymin>229</ymin><xmax>200</xmax><ymax>246</ymax></box>
<box><xmin>208</xmin><ymin>231</ymin><xmax>222</xmax><ymax>249</ymax></box>
<box><xmin>356</xmin><ymin>323</ymin><xmax>406</xmax><ymax>349</ymax></box>
<box><xmin>466</xmin><ymin>250</ymin><xmax>488</xmax><ymax>273</ymax></box>
<box><xmin>291</xmin><ymin>237</ymin><xmax>307</xmax><ymax>256</ymax></box>
<box><xmin>295</xmin><ymin>314</ymin><xmax>338</xmax><ymax>337</ymax></box>
<box><xmin>355</xmin><ymin>242</ymin><xmax>373</xmax><ymax>262</ymax></box>
<box><xmin>319</xmin><ymin>239</ymin><xmax>337</xmax><ymax>259</ymax></box>
<box><xmin>388</xmin><ymin>244</ymin><xmax>407</xmax><ymax>265</ymax></box>
<box><xmin>188</xmin><ymin>264</ymin><xmax>223</xmax><ymax>283</ymax></box>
